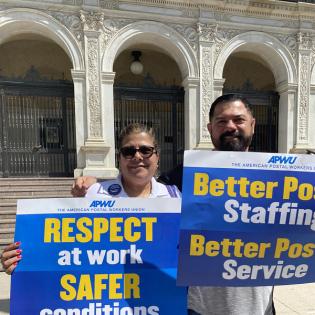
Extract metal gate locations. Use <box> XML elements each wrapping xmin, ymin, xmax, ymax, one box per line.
<box><xmin>224</xmin><ymin>89</ymin><xmax>279</xmax><ymax>152</ymax></box>
<box><xmin>114</xmin><ymin>86</ymin><xmax>184</xmax><ymax>174</ymax></box>
<box><xmin>0</xmin><ymin>80</ymin><xmax>76</xmax><ymax>177</ymax></box>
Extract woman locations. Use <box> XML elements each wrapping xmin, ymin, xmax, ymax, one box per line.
<box><xmin>1</xmin><ymin>123</ymin><xmax>180</xmax><ymax>274</ymax></box>
<box><xmin>86</xmin><ymin>122</ymin><xmax>180</xmax><ymax>199</ymax></box>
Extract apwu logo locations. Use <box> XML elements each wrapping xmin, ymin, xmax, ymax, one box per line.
<box><xmin>90</xmin><ymin>200</ymin><xmax>116</xmax><ymax>207</ymax></box>
<box><xmin>267</xmin><ymin>155</ymin><xmax>297</xmax><ymax>164</ymax></box>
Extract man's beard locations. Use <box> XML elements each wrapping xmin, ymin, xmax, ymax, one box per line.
<box><xmin>218</xmin><ymin>131</ymin><xmax>252</xmax><ymax>152</ymax></box>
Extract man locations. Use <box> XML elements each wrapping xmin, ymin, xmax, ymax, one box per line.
<box><xmin>158</xmin><ymin>93</ymin><xmax>256</xmax><ymax>190</ymax></box>
<box><xmin>72</xmin><ymin>94</ymin><xmax>275</xmax><ymax>315</ymax></box>
<box><xmin>185</xmin><ymin>94</ymin><xmax>274</xmax><ymax>315</ymax></box>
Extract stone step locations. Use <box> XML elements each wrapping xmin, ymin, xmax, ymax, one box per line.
<box><xmin>0</xmin><ymin>178</ymin><xmax>75</xmax><ymax>256</ymax></box>
<box><xmin>0</xmin><ymin>212</ymin><xmax>16</xmax><ymax>220</ymax></box>
<box><xmin>1</xmin><ymin>185</ymin><xmax>73</xmax><ymax>192</ymax></box>
<box><xmin>0</xmin><ymin>205</ymin><xmax>17</xmax><ymax>219</ymax></box>
<box><xmin>0</xmin><ymin>228</ymin><xmax>15</xmax><ymax>239</ymax></box>
<box><xmin>0</xmin><ymin>238</ymin><xmax>14</xmax><ymax>244</ymax></box>
<box><xmin>0</xmin><ymin>202</ymin><xmax>16</xmax><ymax>209</ymax></box>
<box><xmin>0</xmin><ymin>218</ymin><xmax>16</xmax><ymax>229</ymax></box>
<box><xmin>0</xmin><ymin>238</ymin><xmax>15</xmax><ymax>253</ymax></box>
<box><xmin>0</xmin><ymin>178</ymin><xmax>74</xmax><ymax>184</ymax></box>
<box><xmin>0</xmin><ymin>202</ymin><xmax>17</xmax><ymax>208</ymax></box>
<box><xmin>0</xmin><ymin>187</ymin><xmax>71</xmax><ymax>200</ymax></box>
<box><xmin>0</xmin><ymin>192</ymin><xmax>72</xmax><ymax>203</ymax></box>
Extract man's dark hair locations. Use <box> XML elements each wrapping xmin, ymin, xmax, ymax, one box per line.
<box><xmin>209</xmin><ymin>94</ymin><xmax>254</xmax><ymax>120</ymax></box>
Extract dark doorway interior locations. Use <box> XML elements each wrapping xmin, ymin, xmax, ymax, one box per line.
<box><xmin>224</xmin><ymin>87</ymin><xmax>279</xmax><ymax>153</ymax></box>
<box><xmin>114</xmin><ymin>85</ymin><xmax>184</xmax><ymax>175</ymax></box>
<box><xmin>0</xmin><ymin>79</ymin><xmax>76</xmax><ymax>177</ymax></box>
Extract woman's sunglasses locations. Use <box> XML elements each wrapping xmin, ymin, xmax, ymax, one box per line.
<box><xmin>119</xmin><ymin>146</ymin><xmax>157</xmax><ymax>159</ymax></box>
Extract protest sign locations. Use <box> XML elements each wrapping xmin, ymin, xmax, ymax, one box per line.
<box><xmin>11</xmin><ymin>197</ymin><xmax>186</xmax><ymax>315</ymax></box>
<box><xmin>177</xmin><ymin>151</ymin><xmax>315</xmax><ymax>286</ymax></box>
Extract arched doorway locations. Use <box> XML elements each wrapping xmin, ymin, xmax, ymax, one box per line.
<box><xmin>113</xmin><ymin>47</ymin><xmax>184</xmax><ymax>174</ymax></box>
<box><xmin>0</xmin><ymin>35</ymin><xmax>76</xmax><ymax>177</ymax></box>
<box><xmin>100</xmin><ymin>20</ymin><xmax>199</xmax><ymax>176</ymax></box>
<box><xmin>215</xmin><ymin>32</ymin><xmax>297</xmax><ymax>153</ymax></box>
<box><xmin>223</xmin><ymin>52</ymin><xmax>279</xmax><ymax>152</ymax></box>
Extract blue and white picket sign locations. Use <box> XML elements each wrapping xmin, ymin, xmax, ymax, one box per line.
<box><xmin>11</xmin><ymin>198</ymin><xmax>187</xmax><ymax>315</ymax></box>
<box><xmin>177</xmin><ymin>151</ymin><xmax>315</xmax><ymax>286</ymax></box>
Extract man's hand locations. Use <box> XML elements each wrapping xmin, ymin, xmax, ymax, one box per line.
<box><xmin>71</xmin><ymin>176</ymin><xmax>97</xmax><ymax>197</ymax></box>
<box><xmin>1</xmin><ymin>242</ymin><xmax>22</xmax><ymax>275</ymax></box>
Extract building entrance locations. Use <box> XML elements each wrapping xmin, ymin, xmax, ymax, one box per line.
<box><xmin>0</xmin><ymin>80</ymin><xmax>76</xmax><ymax>177</ymax></box>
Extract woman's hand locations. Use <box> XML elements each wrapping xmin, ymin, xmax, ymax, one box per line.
<box><xmin>71</xmin><ymin>176</ymin><xmax>97</xmax><ymax>197</ymax></box>
<box><xmin>1</xmin><ymin>242</ymin><xmax>22</xmax><ymax>275</ymax></box>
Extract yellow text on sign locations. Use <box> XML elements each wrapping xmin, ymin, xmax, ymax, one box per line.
<box><xmin>189</xmin><ymin>234</ymin><xmax>271</xmax><ymax>258</ymax></box>
<box><xmin>60</xmin><ymin>273</ymin><xmax>140</xmax><ymax>301</ymax></box>
<box><xmin>282</xmin><ymin>176</ymin><xmax>315</xmax><ymax>201</ymax></box>
<box><xmin>44</xmin><ymin>217</ymin><xmax>157</xmax><ymax>243</ymax></box>
<box><xmin>274</xmin><ymin>238</ymin><xmax>315</xmax><ymax>258</ymax></box>
<box><xmin>193</xmin><ymin>173</ymin><xmax>278</xmax><ymax>199</ymax></box>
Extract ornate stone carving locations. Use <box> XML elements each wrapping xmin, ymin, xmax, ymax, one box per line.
<box><xmin>214</xmin><ymin>28</ymin><xmax>242</xmax><ymax>63</ymax></box>
<box><xmin>197</xmin><ymin>23</ymin><xmax>217</xmax><ymax>43</ymax></box>
<box><xmin>297</xmin><ymin>32</ymin><xmax>312</xmax><ymax>51</ymax></box>
<box><xmin>80</xmin><ymin>10</ymin><xmax>104</xmax><ymax>32</ymax></box>
<box><xmin>100</xmin><ymin>19</ymin><xmax>131</xmax><ymax>51</ymax></box>
<box><xmin>100</xmin><ymin>0</ymin><xmax>119</xmax><ymax>9</ymax></box>
<box><xmin>201</xmin><ymin>46</ymin><xmax>212</xmax><ymax>141</ymax></box>
<box><xmin>298</xmin><ymin>54</ymin><xmax>310</xmax><ymax>142</ymax></box>
<box><xmin>213</xmin><ymin>12</ymin><xmax>231</xmax><ymax>22</ymax></box>
<box><xmin>311</xmin><ymin>36</ymin><xmax>315</xmax><ymax>70</ymax></box>
<box><xmin>87</xmin><ymin>38</ymin><xmax>101</xmax><ymax>138</ymax></box>
<box><xmin>274</xmin><ymin>34</ymin><xmax>297</xmax><ymax>61</ymax></box>
<box><xmin>62</xmin><ymin>0</ymin><xmax>83</xmax><ymax>4</ymax></box>
<box><xmin>49</xmin><ymin>11</ymin><xmax>83</xmax><ymax>42</ymax></box>
<box><xmin>182</xmin><ymin>9</ymin><xmax>199</xmax><ymax>18</ymax></box>
<box><xmin>171</xmin><ymin>24</ymin><xmax>198</xmax><ymax>51</ymax></box>
<box><xmin>282</xmin><ymin>20</ymin><xmax>299</xmax><ymax>29</ymax></box>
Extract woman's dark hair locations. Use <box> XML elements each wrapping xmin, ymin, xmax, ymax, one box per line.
<box><xmin>118</xmin><ymin>123</ymin><xmax>159</xmax><ymax>151</ymax></box>
<box><xmin>209</xmin><ymin>94</ymin><xmax>254</xmax><ymax>120</ymax></box>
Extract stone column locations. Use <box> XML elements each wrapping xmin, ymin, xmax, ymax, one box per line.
<box><xmin>213</xmin><ymin>78</ymin><xmax>225</xmax><ymax>104</ymax></box>
<box><xmin>294</xmin><ymin>32</ymin><xmax>312</xmax><ymax>150</ymax></box>
<box><xmin>83</xmin><ymin>0</ymin><xmax>98</xmax><ymax>5</ymax></box>
<box><xmin>310</xmin><ymin>84</ymin><xmax>315</xmax><ymax>149</ymax></box>
<box><xmin>100</xmin><ymin>71</ymin><xmax>119</xmax><ymax>177</ymax></box>
<box><xmin>71</xmin><ymin>69</ymin><xmax>87</xmax><ymax>177</ymax></box>
<box><xmin>79</xmin><ymin>10</ymin><xmax>118</xmax><ymax>178</ymax></box>
<box><xmin>196</xmin><ymin>23</ymin><xmax>216</xmax><ymax>149</ymax></box>
<box><xmin>182</xmin><ymin>76</ymin><xmax>199</xmax><ymax>149</ymax></box>
<box><xmin>277</xmin><ymin>82</ymin><xmax>298</xmax><ymax>153</ymax></box>
<box><xmin>309</xmin><ymin>39</ymin><xmax>315</xmax><ymax>150</ymax></box>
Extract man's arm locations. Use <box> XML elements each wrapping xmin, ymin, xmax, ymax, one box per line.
<box><xmin>158</xmin><ymin>163</ymin><xmax>183</xmax><ymax>192</ymax></box>
<box><xmin>71</xmin><ymin>176</ymin><xmax>97</xmax><ymax>197</ymax></box>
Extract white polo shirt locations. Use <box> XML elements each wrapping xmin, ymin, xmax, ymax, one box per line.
<box><xmin>86</xmin><ymin>175</ymin><xmax>181</xmax><ymax>198</ymax></box>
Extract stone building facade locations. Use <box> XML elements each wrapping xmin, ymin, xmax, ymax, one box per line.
<box><xmin>0</xmin><ymin>0</ymin><xmax>315</xmax><ymax>178</ymax></box>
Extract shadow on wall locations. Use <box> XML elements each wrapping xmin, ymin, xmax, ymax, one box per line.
<box><xmin>0</xmin><ymin>299</ymin><xmax>10</xmax><ymax>314</ymax></box>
